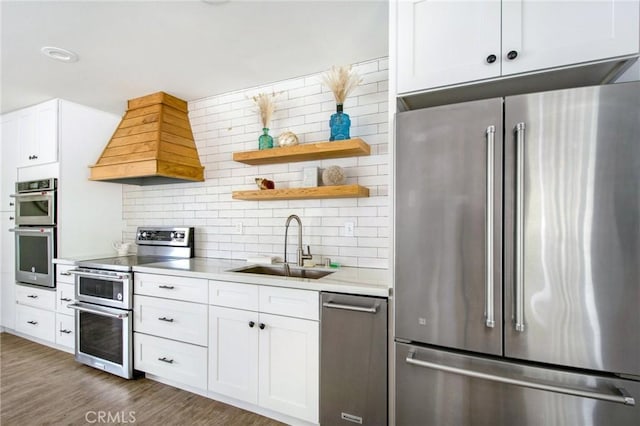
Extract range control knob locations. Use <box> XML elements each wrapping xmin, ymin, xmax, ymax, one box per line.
<box><xmin>170</xmin><ymin>232</ymin><xmax>175</xmax><ymax>239</ymax></box>
<box><xmin>141</xmin><ymin>232</ymin><xmax>148</xmax><ymax>238</ymax></box>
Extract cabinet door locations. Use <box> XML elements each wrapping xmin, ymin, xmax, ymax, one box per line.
<box><xmin>1</xmin><ymin>212</ymin><xmax>15</xmax><ymax>329</ymax></box>
<box><xmin>133</xmin><ymin>295</ymin><xmax>207</xmax><ymax>346</ymax></box>
<box><xmin>502</xmin><ymin>0</ymin><xmax>639</xmax><ymax>76</ymax></box>
<box><xmin>17</xmin><ymin>100</ymin><xmax>58</xmax><ymax>167</ymax></box>
<box><xmin>56</xmin><ymin>282</ymin><xmax>75</xmax><ymax>315</ymax></box>
<box><xmin>396</xmin><ymin>0</ymin><xmax>501</xmax><ymax>93</ymax></box>
<box><xmin>55</xmin><ymin>313</ymin><xmax>75</xmax><ymax>350</ymax></box>
<box><xmin>15</xmin><ymin>304</ymin><xmax>55</xmax><ymax>342</ymax></box>
<box><xmin>258</xmin><ymin>313</ymin><xmax>319</xmax><ymax>423</ymax></box>
<box><xmin>1</xmin><ymin>113</ymin><xmax>19</xmax><ymax>209</ymax></box>
<box><xmin>208</xmin><ymin>306</ymin><xmax>259</xmax><ymax>404</ymax></box>
<box><xmin>134</xmin><ymin>332</ymin><xmax>208</xmax><ymax>390</ymax></box>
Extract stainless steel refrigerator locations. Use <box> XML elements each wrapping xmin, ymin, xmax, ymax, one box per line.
<box><xmin>394</xmin><ymin>82</ymin><xmax>640</xmax><ymax>425</ymax></box>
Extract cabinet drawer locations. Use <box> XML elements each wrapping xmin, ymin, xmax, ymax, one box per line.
<box><xmin>55</xmin><ymin>313</ymin><xmax>75</xmax><ymax>349</ymax></box>
<box><xmin>134</xmin><ymin>332</ymin><xmax>207</xmax><ymax>390</ymax></box>
<box><xmin>56</xmin><ymin>283</ymin><xmax>75</xmax><ymax>315</ymax></box>
<box><xmin>259</xmin><ymin>286</ymin><xmax>319</xmax><ymax>321</ymax></box>
<box><xmin>134</xmin><ymin>273</ymin><xmax>207</xmax><ymax>303</ymax></box>
<box><xmin>56</xmin><ymin>264</ymin><xmax>75</xmax><ymax>284</ymax></box>
<box><xmin>209</xmin><ymin>280</ymin><xmax>259</xmax><ymax>311</ymax></box>
<box><xmin>15</xmin><ymin>304</ymin><xmax>55</xmax><ymax>342</ymax></box>
<box><xmin>16</xmin><ymin>284</ymin><xmax>56</xmax><ymax>310</ymax></box>
<box><xmin>133</xmin><ymin>295</ymin><xmax>207</xmax><ymax>346</ymax></box>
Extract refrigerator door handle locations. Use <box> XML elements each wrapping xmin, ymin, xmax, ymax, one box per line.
<box><xmin>514</xmin><ymin>122</ymin><xmax>526</xmax><ymax>332</ymax></box>
<box><xmin>405</xmin><ymin>349</ymin><xmax>636</xmax><ymax>406</ymax></box>
<box><xmin>485</xmin><ymin>125</ymin><xmax>496</xmax><ymax>328</ymax></box>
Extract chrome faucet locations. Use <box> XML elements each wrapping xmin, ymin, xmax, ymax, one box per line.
<box><xmin>284</xmin><ymin>214</ymin><xmax>312</xmax><ymax>267</ymax></box>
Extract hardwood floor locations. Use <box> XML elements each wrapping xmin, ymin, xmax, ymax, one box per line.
<box><xmin>0</xmin><ymin>333</ymin><xmax>284</xmax><ymax>425</ymax></box>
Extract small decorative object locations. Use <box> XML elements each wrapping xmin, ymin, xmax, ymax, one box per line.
<box><xmin>255</xmin><ymin>178</ymin><xmax>275</xmax><ymax>190</ymax></box>
<box><xmin>322</xmin><ymin>165</ymin><xmax>346</xmax><ymax>186</ymax></box>
<box><xmin>258</xmin><ymin>128</ymin><xmax>273</xmax><ymax>150</ymax></box>
<box><xmin>302</xmin><ymin>167</ymin><xmax>319</xmax><ymax>187</ymax></box>
<box><xmin>253</xmin><ymin>92</ymin><xmax>278</xmax><ymax>150</ymax></box>
<box><xmin>277</xmin><ymin>131</ymin><xmax>299</xmax><ymax>147</ymax></box>
<box><xmin>321</xmin><ymin>65</ymin><xmax>362</xmax><ymax>141</ymax></box>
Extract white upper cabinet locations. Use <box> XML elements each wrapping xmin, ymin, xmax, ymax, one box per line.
<box><xmin>17</xmin><ymin>99</ymin><xmax>58</xmax><ymax>167</ymax></box>
<box><xmin>396</xmin><ymin>0</ymin><xmax>640</xmax><ymax>94</ymax></box>
<box><xmin>1</xmin><ymin>113</ymin><xmax>20</xmax><ymax>210</ymax></box>
<box><xmin>397</xmin><ymin>0</ymin><xmax>501</xmax><ymax>92</ymax></box>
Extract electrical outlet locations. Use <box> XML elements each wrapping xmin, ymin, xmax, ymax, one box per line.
<box><xmin>233</xmin><ymin>222</ymin><xmax>243</xmax><ymax>235</ymax></box>
<box><xmin>344</xmin><ymin>222</ymin><xmax>355</xmax><ymax>237</ymax></box>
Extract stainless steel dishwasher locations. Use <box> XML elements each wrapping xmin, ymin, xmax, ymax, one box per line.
<box><xmin>320</xmin><ymin>292</ymin><xmax>388</xmax><ymax>425</ymax></box>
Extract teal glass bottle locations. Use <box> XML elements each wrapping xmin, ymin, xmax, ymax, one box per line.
<box><xmin>258</xmin><ymin>128</ymin><xmax>273</xmax><ymax>150</ymax></box>
<box><xmin>329</xmin><ymin>104</ymin><xmax>351</xmax><ymax>141</ymax></box>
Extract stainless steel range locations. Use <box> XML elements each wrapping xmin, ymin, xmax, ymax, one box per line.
<box><xmin>68</xmin><ymin>226</ymin><xmax>194</xmax><ymax>379</ymax></box>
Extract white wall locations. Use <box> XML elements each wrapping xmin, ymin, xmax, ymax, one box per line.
<box><xmin>122</xmin><ymin>57</ymin><xmax>390</xmax><ymax>269</ymax></box>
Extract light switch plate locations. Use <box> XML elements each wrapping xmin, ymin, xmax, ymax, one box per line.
<box><xmin>344</xmin><ymin>222</ymin><xmax>355</xmax><ymax>237</ymax></box>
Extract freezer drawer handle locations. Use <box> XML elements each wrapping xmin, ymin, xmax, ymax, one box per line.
<box><xmin>322</xmin><ymin>301</ymin><xmax>378</xmax><ymax>314</ymax></box>
<box><xmin>514</xmin><ymin>122</ymin><xmax>526</xmax><ymax>333</ymax></box>
<box><xmin>485</xmin><ymin>125</ymin><xmax>496</xmax><ymax>328</ymax></box>
<box><xmin>405</xmin><ymin>350</ymin><xmax>635</xmax><ymax>406</ymax></box>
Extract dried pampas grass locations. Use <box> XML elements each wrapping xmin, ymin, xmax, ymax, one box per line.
<box><xmin>252</xmin><ymin>92</ymin><xmax>279</xmax><ymax>128</ymax></box>
<box><xmin>321</xmin><ymin>65</ymin><xmax>362</xmax><ymax>105</ymax></box>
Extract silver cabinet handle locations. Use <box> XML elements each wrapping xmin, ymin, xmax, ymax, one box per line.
<box><xmin>322</xmin><ymin>301</ymin><xmax>379</xmax><ymax>313</ymax></box>
<box><xmin>60</xmin><ymin>272</ymin><xmax>72</xmax><ymax>276</ymax></box>
<box><xmin>27</xmin><ymin>294</ymin><xmax>38</xmax><ymax>299</ymax></box>
<box><xmin>27</xmin><ymin>320</ymin><xmax>38</xmax><ymax>325</ymax></box>
<box><xmin>514</xmin><ymin>122</ymin><xmax>526</xmax><ymax>332</ymax></box>
<box><xmin>406</xmin><ymin>350</ymin><xmax>635</xmax><ymax>406</ymax></box>
<box><xmin>158</xmin><ymin>357</ymin><xmax>174</xmax><ymax>364</ymax></box>
<box><xmin>158</xmin><ymin>285</ymin><xmax>175</xmax><ymax>289</ymax></box>
<box><xmin>60</xmin><ymin>329</ymin><xmax>72</xmax><ymax>334</ymax></box>
<box><xmin>68</xmin><ymin>303</ymin><xmax>129</xmax><ymax>319</ymax></box>
<box><xmin>485</xmin><ymin>125</ymin><xmax>496</xmax><ymax>328</ymax></box>
<box><xmin>158</xmin><ymin>317</ymin><xmax>174</xmax><ymax>322</ymax></box>
<box><xmin>60</xmin><ymin>297</ymin><xmax>72</xmax><ymax>302</ymax></box>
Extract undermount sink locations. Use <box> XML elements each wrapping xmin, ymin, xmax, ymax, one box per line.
<box><xmin>231</xmin><ymin>265</ymin><xmax>334</xmax><ymax>280</ymax></box>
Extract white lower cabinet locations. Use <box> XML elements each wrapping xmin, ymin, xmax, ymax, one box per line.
<box><xmin>134</xmin><ymin>332</ymin><xmax>208</xmax><ymax>390</ymax></box>
<box><xmin>14</xmin><ymin>284</ymin><xmax>56</xmax><ymax>343</ymax></box>
<box><xmin>55</xmin><ymin>312</ymin><xmax>75</xmax><ymax>349</ymax></box>
<box><xmin>15</xmin><ymin>304</ymin><xmax>55</xmax><ymax>342</ymax></box>
<box><xmin>208</xmin><ymin>281</ymin><xmax>319</xmax><ymax>424</ymax></box>
<box><xmin>258</xmin><ymin>313</ymin><xmax>319</xmax><ymax>422</ymax></box>
<box><xmin>209</xmin><ymin>306</ymin><xmax>259</xmax><ymax>404</ymax></box>
<box><xmin>133</xmin><ymin>273</ymin><xmax>209</xmax><ymax>391</ymax></box>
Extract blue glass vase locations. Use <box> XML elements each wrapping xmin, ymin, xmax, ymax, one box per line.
<box><xmin>258</xmin><ymin>128</ymin><xmax>273</xmax><ymax>150</ymax></box>
<box><xmin>329</xmin><ymin>104</ymin><xmax>351</xmax><ymax>141</ymax></box>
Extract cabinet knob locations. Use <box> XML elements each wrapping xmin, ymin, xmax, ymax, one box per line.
<box><xmin>486</xmin><ymin>54</ymin><xmax>497</xmax><ymax>64</ymax></box>
<box><xmin>249</xmin><ymin>321</ymin><xmax>255</xmax><ymax>328</ymax></box>
<box><xmin>259</xmin><ymin>323</ymin><xmax>266</xmax><ymax>330</ymax></box>
<box><xmin>9</xmin><ymin>202</ymin><xmax>14</xmax><ymax>206</ymax></box>
<box><xmin>9</xmin><ymin>216</ymin><xmax>14</xmax><ymax>221</ymax></box>
<box><xmin>507</xmin><ymin>50</ymin><xmax>518</xmax><ymax>60</ymax></box>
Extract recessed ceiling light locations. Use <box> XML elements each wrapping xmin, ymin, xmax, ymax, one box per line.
<box><xmin>41</xmin><ymin>46</ymin><xmax>79</xmax><ymax>63</ymax></box>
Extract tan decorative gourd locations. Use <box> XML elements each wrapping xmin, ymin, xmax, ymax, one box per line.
<box><xmin>277</xmin><ymin>131</ymin><xmax>299</xmax><ymax>147</ymax></box>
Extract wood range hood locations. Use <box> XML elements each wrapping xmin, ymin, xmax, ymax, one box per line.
<box><xmin>90</xmin><ymin>92</ymin><xmax>204</xmax><ymax>185</ymax></box>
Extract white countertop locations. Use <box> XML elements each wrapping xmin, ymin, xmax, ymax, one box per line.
<box><xmin>54</xmin><ymin>256</ymin><xmax>391</xmax><ymax>297</ymax></box>
<box><xmin>134</xmin><ymin>258</ymin><xmax>391</xmax><ymax>297</ymax></box>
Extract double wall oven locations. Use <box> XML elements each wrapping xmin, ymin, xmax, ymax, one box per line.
<box><xmin>68</xmin><ymin>226</ymin><xmax>194</xmax><ymax>379</ymax></box>
<box><xmin>12</xmin><ymin>178</ymin><xmax>57</xmax><ymax>288</ymax></box>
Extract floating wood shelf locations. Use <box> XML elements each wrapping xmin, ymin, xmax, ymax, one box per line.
<box><xmin>232</xmin><ymin>184</ymin><xmax>369</xmax><ymax>201</ymax></box>
<box><xmin>232</xmin><ymin>138</ymin><xmax>370</xmax><ymax>165</ymax></box>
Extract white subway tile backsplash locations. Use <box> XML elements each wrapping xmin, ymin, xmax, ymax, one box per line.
<box><xmin>122</xmin><ymin>57</ymin><xmax>389</xmax><ymax>268</ymax></box>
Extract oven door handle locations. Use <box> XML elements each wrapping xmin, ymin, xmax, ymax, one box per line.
<box><xmin>68</xmin><ymin>303</ymin><xmax>129</xmax><ymax>319</ymax></box>
<box><xmin>10</xmin><ymin>192</ymin><xmax>54</xmax><ymax>198</ymax></box>
<box><xmin>9</xmin><ymin>227</ymin><xmax>54</xmax><ymax>234</ymax></box>
<box><xmin>68</xmin><ymin>269</ymin><xmax>130</xmax><ymax>281</ymax></box>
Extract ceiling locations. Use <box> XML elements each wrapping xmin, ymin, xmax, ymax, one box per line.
<box><xmin>1</xmin><ymin>0</ymin><xmax>388</xmax><ymax>116</ymax></box>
